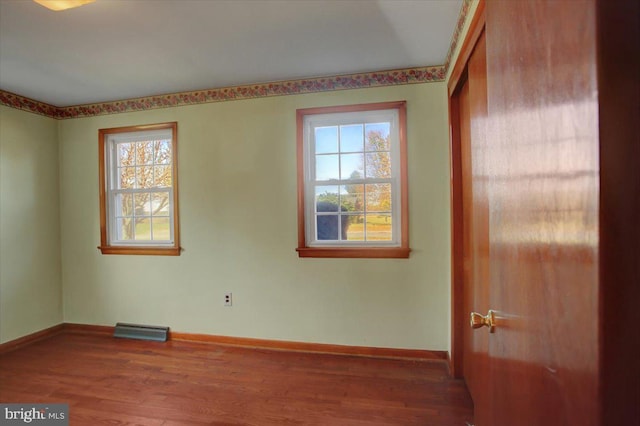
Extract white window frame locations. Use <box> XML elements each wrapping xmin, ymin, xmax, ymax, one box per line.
<box><xmin>296</xmin><ymin>101</ymin><xmax>410</xmax><ymax>258</ymax></box>
<box><xmin>98</xmin><ymin>122</ymin><xmax>180</xmax><ymax>255</ymax></box>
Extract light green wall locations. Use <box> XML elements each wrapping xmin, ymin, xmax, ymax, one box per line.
<box><xmin>0</xmin><ymin>0</ymin><xmax>483</xmax><ymax>350</ymax></box>
<box><xmin>0</xmin><ymin>0</ymin><xmax>485</xmax><ymax>352</ymax></box>
<box><xmin>59</xmin><ymin>83</ymin><xmax>452</xmax><ymax>350</ymax></box>
<box><xmin>0</xmin><ymin>105</ymin><xmax>63</xmax><ymax>344</ymax></box>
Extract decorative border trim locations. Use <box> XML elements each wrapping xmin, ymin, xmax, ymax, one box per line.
<box><xmin>447</xmin><ymin>0</ymin><xmax>486</xmax><ymax>97</ymax></box>
<box><xmin>0</xmin><ymin>90</ymin><xmax>61</xmax><ymax>119</ymax></box>
<box><xmin>0</xmin><ymin>324</ymin><xmax>65</xmax><ymax>355</ymax></box>
<box><xmin>0</xmin><ymin>323</ymin><xmax>448</xmax><ymax>362</ymax></box>
<box><xmin>444</xmin><ymin>0</ymin><xmax>473</xmax><ymax>73</ymax></box>
<box><xmin>0</xmin><ymin>66</ymin><xmax>444</xmax><ymax>120</ymax></box>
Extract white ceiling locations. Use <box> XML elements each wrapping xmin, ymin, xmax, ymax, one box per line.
<box><xmin>0</xmin><ymin>0</ymin><xmax>462</xmax><ymax>107</ymax></box>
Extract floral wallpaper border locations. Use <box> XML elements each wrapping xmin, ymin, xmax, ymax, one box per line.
<box><xmin>0</xmin><ymin>66</ymin><xmax>444</xmax><ymax>120</ymax></box>
<box><xmin>0</xmin><ymin>91</ymin><xmax>61</xmax><ymax>118</ymax></box>
<box><xmin>0</xmin><ymin>0</ymin><xmax>473</xmax><ymax>120</ymax></box>
<box><xmin>444</xmin><ymin>0</ymin><xmax>473</xmax><ymax>73</ymax></box>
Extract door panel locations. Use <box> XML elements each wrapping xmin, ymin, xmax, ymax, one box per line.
<box><xmin>459</xmin><ymin>32</ymin><xmax>490</xmax><ymax>425</ymax></box>
<box><xmin>452</xmin><ymin>0</ymin><xmax>638</xmax><ymax>424</ymax></box>
<box><xmin>485</xmin><ymin>0</ymin><xmax>599</xmax><ymax>425</ymax></box>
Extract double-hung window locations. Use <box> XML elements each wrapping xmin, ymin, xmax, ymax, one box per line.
<box><xmin>98</xmin><ymin>122</ymin><xmax>180</xmax><ymax>255</ymax></box>
<box><xmin>296</xmin><ymin>101</ymin><xmax>409</xmax><ymax>258</ymax></box>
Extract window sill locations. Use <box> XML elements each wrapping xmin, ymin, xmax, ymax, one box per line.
<box><xmin>296</xmin><ymin>247</ymin><xmax>410</xmax><ymax>259</ymax></box>
<box><xmin>98</xmin><ymin>246</ymin><xmax>181</xmax><ymax>256</ymax></box>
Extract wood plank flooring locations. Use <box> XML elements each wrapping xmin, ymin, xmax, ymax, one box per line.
<box><xmin>0</xmin><ymin>334</ymin><xmax>473</xmax><ymax>425</ymax></box>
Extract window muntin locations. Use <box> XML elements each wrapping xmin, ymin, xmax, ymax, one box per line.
<box><xmin>297</xmin><ymin>102</ymin><xmax>409</xmax><ymax>258</ymax></box>
<box><xmin>307</xmin><ymin>112</ymin><xmax>399</xmax><ymax>245</ymax></box>
<box><xmin>99</xmin><ymin>123</ymin><xmax>180</xmax><ymax>255</ymax></box>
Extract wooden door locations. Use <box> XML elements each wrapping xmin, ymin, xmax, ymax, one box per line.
<box><xmin>448</xmin><ymin>0</ymin><xmax>640</xmax><ymax>424</ymax></box>
<box><xmin>449</xmin><ymin>0</ymin><xmax>640</xmax><ymax>426</ymax></box>
<box><xmin>484</xmin><ymin>1</ymin><xmax>599</xmax><ymax>424</ymax></box>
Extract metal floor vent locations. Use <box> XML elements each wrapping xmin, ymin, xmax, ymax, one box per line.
<box><xmin>113</xmin><ymin>323</ymin><xmax>169</xmax><ymax>342</ymax></box>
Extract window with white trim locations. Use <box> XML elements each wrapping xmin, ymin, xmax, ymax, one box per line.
<box><xmin>296</xmin><ymin>102</ymin><xmax>409</xmax><ymax>258</ymax></box>
<box><xmin>98</xmin><ymin>122</ymin><xmax>180</xmax><ymax>255</ymax></box>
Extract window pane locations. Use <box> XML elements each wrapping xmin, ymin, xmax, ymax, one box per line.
<box><xmin>151</xmin><ymin>217</ymin><xmax>170</xmax><ymax>241</ymax></box>
<box><xmin>153</xmin><ymin>165</ymin><xmax>172</xmax><ymax>187</ymax></box>
<box><xmin>365</xmin><ymin>152</ymin><xmax>391</xmax><ymax>178</ymax></box>
<box><xmin>119</xmin><ymin>167</ymin><xmax>135</xmax><ymax>189</ymax></box>
<box><xmin>340</xmin><ymin>153</ymin><xmax>364</xmax><ymax>179</ymax></box>
<box><xmin>136</xmin><ymin>141</ymin><xmax>154</xmax><ymax>165</ymax></box>
<box><xmin>315</xmin><ymin>126</ymin><xmax>338</xmax><ymax>154</ymax></box>
<box><xmin>118</xmin><ymin>143</ymin><xmax>134</xmax><ymax>167</ymax></box>
<box><xmin>315</xmin><ymin>154</ymin><xmax>339</xmax><ymax>180</ymax></box>
<box><xmin>365</xmin><ymin>213</ymin><xmax>392</xmax><ymax>241</ymax></box>
<box><xmin>134</xmin><ymin>218</ymin><xmax>151</xmax><ymax>240</ymax></box>
<box><xmin>115</xmin><ymin>193</ymin><xmax>133</xmax><ymax>217</ymax></box>
<box><xmin>365</xmin><ymin>124</ymin><xmax>391</xmax><ymax>151</ymax></box>
<box><xmin>151</xmin><ymin>192</ymin><xmax>170</xmax><ymax>216</ymax></box>
<box><xmin>366</xmin><ymin>123</ymin><xmax>391</xmax><ymax>151</ymax></box>
<box><xmin>154</xmin><ymin>140</ymin><xmax>171</xmax><ymax>165</ymax></box>
<box><xmin>340</xmin><ymin>124</ymin><xmax>363</xmax><ymax>152</ymax></box>
<box><xmin>315</xmin><ymin>186</ymin><xmax>340</xmax><ymax>212</ymax></box>
<box><xmin>341</xmin><ymin>184</ymin><xmax>364</xmax><ymax>213</ymax></box>
<box><xmin>317</xmin><ymin>214</ymin><xmax>340</xmax><ymax>240</ymax></box>
<box><xmin>345</xmin><ymin>214</ymin><xmax>364</xmax><ymax>241</ymax></box>
<box><xmin>134</xmin><ymin>193</ymin><xmax>151</xmax><ymax>216</ymax></box>
<box><xmin>116</xmin><ymin>217</ymin><xmax>134</xmax><ymax>240</ymax></box>
<box><xmin>136</xmin><ymin>166</ymin><xmax>153</xmax><ymax>188</ymax></box>
<box><xmin>366</xmin><ymin>183</ymin><xmax>392</xmax><ymax>212</ymax></box>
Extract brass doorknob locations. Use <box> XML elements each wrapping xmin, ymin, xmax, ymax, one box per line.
<box><xmin>470</xmin><ymin>310</ymin><xmax>495</xmax><ymax>333</ymax></box>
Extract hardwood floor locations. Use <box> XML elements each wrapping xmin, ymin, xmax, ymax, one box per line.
<box><xmin>0</xmin><ymin>334</ymin><xmax>472</xmax><ymax>425</ymax></box>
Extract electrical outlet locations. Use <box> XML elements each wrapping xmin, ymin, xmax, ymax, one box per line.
<box><xmin>224</xmin><ymin>292</ymin><xmax>232</xmax><ymax>307</ymax></box>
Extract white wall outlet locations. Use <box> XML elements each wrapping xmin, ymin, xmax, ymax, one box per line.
<box><xmin>224</xmin><ymin>292</ymin><xmax>232</xmax><ymax>306</ymax></box>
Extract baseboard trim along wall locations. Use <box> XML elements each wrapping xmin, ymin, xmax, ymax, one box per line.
<box><xmin>0</xmin><ymin>324</ymin><xmax>65</xmax><ymax>354</ymax></box>
<box><xmin>169</xmin><ymin>331</ymin><xmax>447</xmax><ymax>361</ymax></box>
<box><xmin>0</xmin><ymin>323</ymin><xmax>448</xmax><ymax>362</ymax></box>
<box><xmin>63</xmin><ymin>323</ymin><xmax>115</xmax><ymax>336</ymax></box>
